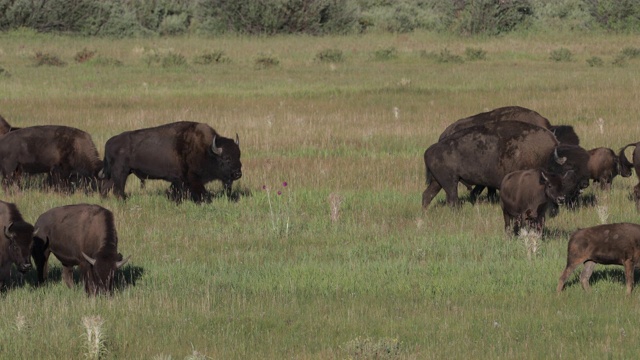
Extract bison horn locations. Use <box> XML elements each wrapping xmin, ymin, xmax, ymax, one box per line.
<box><xmin>116</xmin><ymin>255</ymin><xmax>131</xmax><ymax>269</ymax></box>
<box><xmin>211</xmin><ymin>135</ymin><xmax>223</xmax><ymax>156</ymax></box>
<box><xmin>235</xmin><ymin>133</ymin><xmax>240</xmax><ymax>146</ymax></box>
<box><xmin>82</xmin><ymin>252</ymin><xmax>97</xmax><ymax>266</ymax></box>
<box><xmin>554</xmin><ymin>148</ymin><xmax>567</xmax><ymax>165</ymax></box>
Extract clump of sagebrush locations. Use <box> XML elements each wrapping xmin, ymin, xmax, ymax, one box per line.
<box><xmin>74</xmin><ymin>48</ymin><xmax>96</xmax><ymax>64</ymax></box>
<box><xmin>193</xmin><ymin>50</ymin><xmax>230</xmax><ymax>65</ymax></box>
<box><xmin>465</xmin><ymin>47</ymin><xmax>487</xmax><ymax>61</ymax></box>
<box><xmin>82</xmin><ymin>315</ymin><xmax>106</xmax><ymax>360</ymax></box>
<box><xmin>33</xmin><ymin>51</ymin><xmax>66</xmax><ymax>66</ymax></box>
<box><xmin>612</xmin><ymin>54</ymin><xmax>627</xmax><ymax>67</ymax></box>
<box><xmin>549</xmin><ymin>48</ymin><xmax>573</xmax><ymax>62</ymax></box>
<box><xmin>315</xmin><ymin>48</ymin><xmax>344</xmax><ymax>63</ymax></box>
<box><xmin>254</xmin><ymin>54</ymin><xmax>279</xmax><ymax>69</ymax></box>
<box><xmin>519</xmin><ymin>228</ymin><xmax>541</xmax><ymax>260</ymax></box>
<box><xmin>341</xmin><ymin>336</ymin><xmax>401</xmax><ymax>359</ymax></box>
<box><xmin>0</xmin><ymin>66</ymin><xmax>10</xmax><ymax>77</ymax></box>
<box><xmin>435</xmin><ymin>48</ymin><xmax>464</xmax><ymax>64</ymax></box>
<box><xmin>161</xmin><ymin>52</ymin><xmax>187</xmax><ymax>68</ymax></box>
<box><xmin>371</xmin><ymin>47</ymin><xmax>397</xmax><ymax>61</ymax></box>
<box><xmin>89</xmin><ymin>56</ymin><xmax>123</xmax><ymax>67</ymax></box>
<box><xmin>586</xmin><ymin>56</ymin><xmax>604</xmax><ymax>67</ymax></box>
<box><xmin>621</xmin><ymin>47</ymin><xmax>640</xmax><ymax>59</ymax></box>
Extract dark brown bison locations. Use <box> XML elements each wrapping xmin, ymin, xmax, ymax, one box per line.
<box><xmin>499</xmin><ymin>169</ymin><xmax>568</xmax><ymax>235</ymax></box>
<box><xmin>100</xmin><ymin>121</ymin><xmax>242</xmax><ymax>203</ymax></box>
<box><xmin>0</xmin><ymin>125</ymin><xmax>103</xmax><ymax>193</ymax></box>
<box><xmin>618</xmin><ymin>142</ymin><xmax>640</xmax><ymax>211</ymax></box>
<box><xmin>422</xmin><ymin>121</ymin><xmax>590</xmax><ymax>210</ymax></box>
<box><xmin>557</xmin><ymin>223</ymin><xmax>640</xmax><ymax>295</ymax></box>
<box><xmin>0</xmin><ymin>200</ymin><xmax>35</xmax><ymax>288</ymax></box>
<box><xmin>587</xmin><ymin>147</ymin><xmax>631</xmax><ymax>190</ymax></box>
<box><xmin>31</xmin><ymin>204</ymin><xmax>129</xmax><ymax>295</ymax></box>
<box><xmin>438</xmin><ymin>106</ymin><xmax>581</xmax><ymax>202</ymax></box>
<box><xmin>439</xmin><ymin>106</ymin><xmax>580</xmax><ymax>145</ymax></box>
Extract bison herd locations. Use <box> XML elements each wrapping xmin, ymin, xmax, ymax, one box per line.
<box><xmin>0</xmin><ymin>115</ymin><xmax>242</xmax><ymax>295</ymax></box>
<box><xmin>2</xmin><ymin>105</ymin><xmax>640</xmax><ymax>295</ymax></box>
<box><xmin>423</xmin><ymin>106</ymin><xmax>640</xmax><ymax>294</ymax></box>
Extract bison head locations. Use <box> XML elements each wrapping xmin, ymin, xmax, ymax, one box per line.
<box><xmin>4</xmin><ymin>221</ymin><xmax>35</xmax><ymax>273</ymax></box>
<box><xmin>547</xmin><ymin>145</ymin><xmax>591</xmax><ymax>204</ymax></box>
<box><xmin>82</xmin><ymin>252</ymin><xmax>130</xmax><ymax>295</ymax></box>
<box><xmin>540</xmin><ymin>171</ymin><xmax>568</xmax><ymax>205</ymax></box>
<box><xmin>210</xmin><ymin>134</ymin><xmax>242</xmax><ymax>191</ymax></box>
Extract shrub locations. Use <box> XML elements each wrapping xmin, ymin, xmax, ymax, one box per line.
<box><xmin>315</xmin><ymin>48</ymin><xmax>344</xmax><ymax>63</ymax></box>
<box><xmin>436</xmin><ymin>48</ymin><xmax>464</xmax><ymax>63</ymax></box>
<box><xmin>33</xmin><ymin>52</ymin><xmax>66</xmax><ymax>66</ymax></box>
<box><xmin>465</xmin><ymin>47</ymin><xmax>487</xmax><ymax>61</ymax></box>
<box><xmin>549</xmin><ymin>47</ymin><xmax>573</xmax><ymax>62</ymax></box>
<box><xmin>586</xmin><ymin>56</ymin><xmax>604</xmax><ymax>67</ymax></box>
<box><xmin>161</xmin><ymin>52</ymin><xmax>187</xmax><ymax>67</ymax></box>
<box><xmin>621</xmin><ymin>47</ymin><xmax>640</xmax><ymax>59</ymax></box>
<box><xmin>371</xmin><ymin>47</ymin><xmax>397</xmax><ymax>61</ymax></box>
<box><xmin>74</xmin><ymin>48</ymin><xmax>97</xmax><ymax>63</ymax></box>
<box><xmin>254</xmin><ymin>54</ymin><xmax>279</xmax><ymax>69</ymax></box>
<box><xmin>453</xmin><ymin>0</ymin><xmax>534</xmax><ymax>36</ymax></box>
<box><xmin>88</xmin><ymin>56</ymin><xmax>123</xmax><ymax>67</ymax></box>
<box><xmin>193</xmin><ymin>51</ymin><xmax>230</xmax><ymax>65</ymax></box>
<box><xmin>612</xmin><ymin>54</ymin><xmax>627</xmax><ymax>67</ymax></box>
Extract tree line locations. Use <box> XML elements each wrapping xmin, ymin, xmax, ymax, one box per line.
<box><xmin>0</xmin><ymin>0</ymin><xmax>638</xmax><ymax>37</ymax></box>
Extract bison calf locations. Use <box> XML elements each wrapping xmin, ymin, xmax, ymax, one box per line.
<box><xmin>500</xmin><ymin>169</ymin><xmax>567</xmax><ymax>235</ymax></box>
<box><xmin>32</xmin><ymin>204</ymin><xmax>129</xmax><ymax>295</ymax></box>
<box><xmin>587</xmin><ymin>147</ymin><xmax>630</xmax><ymax>191</ymax></box>
<box><xmin>557</xmin><ymin>223</ymin><xmax>640</xmax><ymax>295</ymax></box>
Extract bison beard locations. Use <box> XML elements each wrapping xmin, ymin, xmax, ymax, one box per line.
<box><xmin>99</xmin><ymin>121</ymin><xmax>242</xmax><ymax>203</ymax></box>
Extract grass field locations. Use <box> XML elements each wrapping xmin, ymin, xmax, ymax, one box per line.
<box><xmin>1</xmin><ymin>29</ymin><xmax>640</xmax><ymax>359</ymax></box>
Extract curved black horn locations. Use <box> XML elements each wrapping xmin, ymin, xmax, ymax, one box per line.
<box><xmin>554</xmin><ymin>148</ymin><xmax>567</xmax><ymax>165</ymax></box>
<box><xmin>211</xmin><ymin>135</ymin><xmax>223</xmax><ymax>156</ymax></box>
<box><xmin>82</xmin><ymin>252</ymin><xmax>97</xmax><ymax>266</ymax></box>
<box><xmin>235</xmin><ymin>133</ymin><xmax>240</xmax><ymax>146</ymax></box>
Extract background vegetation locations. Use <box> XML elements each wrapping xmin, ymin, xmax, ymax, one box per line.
<box><xmin>0</xmin><ymin>28</ymin><xmax>640</xmax><ymax>358</ymax></box>
<box><xmin>0</xmin><ymin>0</ymin><xmax>638</xmax><ymax>37</ymax></box>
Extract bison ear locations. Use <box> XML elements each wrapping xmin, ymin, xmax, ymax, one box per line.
<box><xmin>82</xmin><ymin>252</ymin><xmax>97</xmax><ymax>266</ymax></box>
<box><xmin>211</xmin><ymin>135</ymin><xmax>223</xmax><ymax>156</ymax></box>
<box><xmin>4</xmin><ymin>222</ymin><xmax>13</xmax><ymax>239</ymax></box>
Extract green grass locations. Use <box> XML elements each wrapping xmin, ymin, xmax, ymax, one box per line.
<box><xmin>0</xmin><ymin>30</ymin><xmax>640</xmax><ymax>359</ymax></box>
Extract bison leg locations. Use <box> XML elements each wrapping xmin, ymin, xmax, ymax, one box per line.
<box><xmin>469</xmin><ymin>185</ymin><xmax>485</xmax><ymax>204</ymax></box>
<box><xmin>634</xmin><ymin>183</ymin><xmax>640</xmax><ymax>212</ymax></box>
<box><xmin>624</xmin><ymin>260</ymin><xmax>635</xmax><ymax>295</ymax></box>
<box><xmin>31</xmin><ymin>236</ymin><xmax>50</xmax><ymax>284</ymax></box>
<box><xmin>422</xmin><ymin>181</ymin><xmax>442</xmax><ymax>210</ymax></box>
<box><xmin>110</xmin><ymin>169</ymin><xmax>129</xmax><ymax>199</ymax></box>
<box><xmin>557</xmin><ymin>260</ymin><xmax>583</xmax><ymax>293</ymax></box>
<box><xmin>62</xmin><ymin>266</ymin><xmax>75</xmax><ymax>288</ymax></box>
<box><xmin>579</xmin><ymin>261</ymin><xmax>596</xmax><ymax>292</ymax></box>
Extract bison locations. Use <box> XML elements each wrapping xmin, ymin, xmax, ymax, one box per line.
<box><xmin>422</xmin><ymin>121</ymin><xmax>590</xmax><ymax>210</ymax></box>
<box><xmin>499</xmin><ymin>169</ymin><xmax>568</xmax><ymax>235</ymax></box>
<box><xmin>557</xmin><ymin>223</ymin><xmax>640</xmax><ymax>295</ymax></box>
<box><xmin>100</xmin><ymin>121</ymin><xmax>242</xmax><ymax>203</ymax></box>
<box><xmin>0</xmin><ymin>125</ymin><xmax>103</xmax><ymax>193</ymax></box>
<box><xmin>31</xmin><ymin>204</ymin><xmax>129</xmax><ymax>295</ymax></box>
<box><xmin>438</xmin><ymin>106</ymin><xmax>581</xmax><ymax>202</ymax></box>
<box><xmin>618</xmin><ymin>142</ymin><xmax>640</xmax><ymax>211</ymax></box>
<box><xmin>587</xmin><ymin>147</ymin><xmax>631</xmax><ymax>190</ymax></box>
<box><xmin>439</xmin><ymin>106</ymin><xmax>580</xmax><ymax>145</ymax></box>
<box><xmin>0</xmin><ymin>200</ymin><xmax>35</xmax><ymax>288</ymax></box>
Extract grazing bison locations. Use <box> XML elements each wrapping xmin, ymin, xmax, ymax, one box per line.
<box><xmin>422</xmin><ymin>121</ymin><xmax>590</xmax><ymax>210</ymax></box>
<box><xmin>499</xmin><ymin>169</ymin><xmax>568</xmax><ymax>235</ymax></box>
<box><xmin>100</xmin><ymin>121</ymin><xmax>242</xmax><ymax>203</ymax></box>
<box><xmin>0</xmin><ymin>125</ymin><xmax>103</xmax><ymax>193</ymax></box>
<box><xmin>439</xmin><ymin>106</ymin><xmax>580</xmax><ymax>145</ymax></box>
<box><xmin>557</xmin><ymin>223</ymin><xmax>640</xmax><ymax>295</ymax></box>
<box><xmin>31</xmin><ymin>204</ymin><xmax>129</xmax><ymax>295</ymax></box>
<box><xmin>0</xmin><ymin>201</ymin><xmax>35</xmax><ymax>288</ymax></box>
<box><xmin>438</xmin><ymin>106</ymin><xmax>581</xmax><ymax>202</ymax></box>
<box><xmin>618</xmin><ymin>142</ymin><xmax>640</xmax><ymax>211</ymax></box>
<box><xmin>587</xmin><ymin>147</ymin><xmax>631</xmax><ymax>190</ymax></box>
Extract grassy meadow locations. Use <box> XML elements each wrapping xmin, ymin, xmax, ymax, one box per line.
<box><xmin>1</xmin><ymin>29</ymin><xmax>640</xmax><ymax>359</ymax></box>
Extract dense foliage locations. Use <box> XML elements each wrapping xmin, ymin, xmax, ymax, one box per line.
<box><xmin>0</xmin><ymin>0</ymin><xmax>638</xmax><ymax>36</ymax></box>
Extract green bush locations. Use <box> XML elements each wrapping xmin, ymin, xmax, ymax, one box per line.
<box><xmin>161</xmin><ymin>52</ymin><xmax>187</xmax><ymax>67</ymax></box>
<box><xmin>621</xmin><ymin>47</ymin><xmax>640</xmax><ymax>59</ymax></box>
<box><xmin>465</xmin><ymin>47</ymin><xmax>487</xmax><ymax>61</ymax></box>
<box><xmin>74</xmin><ymin>48</ymin><xmax>97</xmax><ymax>63</ymax></box>
<box><xmin>315</xmin><ymin>48</ymin><xmax>344</xmax><ymax>63</ymax></box>
<box><xmin>453</xmin><ymin>0</ymin><xmax>534</xmax><ymax>36</ymax></box>
<box><xmin>33</xmin><ymin>52</ymin><xmax>66</xmax><ymax>66</ymax></box>
<box><xmin>371</xmin><ymin>47</ymin><xmax>397</xmax><ymax>61</ymax></box>
<box><xmin>254</xmin><ymin>54</ymin><xmax>280</xmax><ymax>69</ymax></box>
<box><xmin>436</xmin><ymin>48</ymin><xmax>464</xmax><ymax>63</ymax></box>
<box><xmin>193</xmin><ymin>51</ymin><xmax>230</xmax><ymax>65</ymax></box>
<box><xmin>549</xmin><ymin>47</ymin><xmax>573</xmax><ymax>62</ymax></box>
<box><xmin>586</xmin><ymin>56</ymin><xmax>604</xmax><ymax>67</ymax></box>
